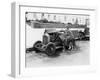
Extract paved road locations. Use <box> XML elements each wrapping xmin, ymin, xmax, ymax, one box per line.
<box><xmin>26</xmin><ymin>41</ymin><xmax>90</xmax><ymax>67</ymax></box>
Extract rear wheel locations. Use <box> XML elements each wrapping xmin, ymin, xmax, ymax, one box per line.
<box><xmin>45</xmin><ymin>43</ymin><xmax>56</xmax><ymax>56</ymax></box>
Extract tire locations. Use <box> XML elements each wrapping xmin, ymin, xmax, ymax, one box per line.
<box><xmin>33</xmin><ymin>41</ymin><xmax>42</xmax><ymax>53</ymax></box>
<box><xmin>45</xmin><ymin>43</ymin><xmax>56</xmax><ymax>56</ymax></box>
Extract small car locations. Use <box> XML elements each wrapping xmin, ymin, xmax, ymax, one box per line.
<box><xmin>26</xmin><ymin>29</ymin><xmax>76</xmax><ymax>56</ymax></box>
<box><xmin>78</xmin><ymin>28</ymin><xmax>90</xmax><ymax>40</ymax></box>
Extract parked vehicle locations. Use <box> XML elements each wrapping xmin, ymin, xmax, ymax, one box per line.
<box><xmin>78</xmin><ymin>28</ymin><xmax>90</xmax><ymax>40</ymax></box>
<box><xmin>26</xmin><ymin>29</ymin><xmax>76</xmax><ymax>56</ymax></box>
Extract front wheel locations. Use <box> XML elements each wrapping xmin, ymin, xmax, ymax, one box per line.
<box><xmin>45</xmin><ymin>43</ymin><xmax>56</xmax><ymax>56</ymax></box>
<box><xmin>33</xmin><ymin>41</ymin><xmax>43</xmax><ymax>53</ymax></box>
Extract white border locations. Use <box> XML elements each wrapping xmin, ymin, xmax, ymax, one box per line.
<box><xmin>11</xmin><ymin>2</ymin><xmax>20</xmax><ymax>77</ymax></box>
<box><xmin>11</xmin><ymin>2</ymin><xmax>96</xmax><ymax>78</ymax></box>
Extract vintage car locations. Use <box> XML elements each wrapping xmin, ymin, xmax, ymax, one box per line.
<box><xmin>78</xmin><ymin>28</ymin><xmax>90</xmax><ymax>40</ymax></box>
<box><xmin>26</xmin><ymin>29</ymin><xmax>76</xmax><ymax>56</ymax></box>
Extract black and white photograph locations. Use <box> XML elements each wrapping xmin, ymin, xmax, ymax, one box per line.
<box><xmin>25</xmin><ymin>12</ymin><xmax>90</xmax><ymax>67</ymax></box>
<box><xmin>10</xmin><ymin>1</ymin><xmax>98</xmax><ymax>78</ymax></box>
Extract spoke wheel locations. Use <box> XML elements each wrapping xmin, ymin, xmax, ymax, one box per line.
<box><xmin>33</xmin><ymin>41</ymin><xmax>42</xmax><ymax>53</ymax></box>
<box><xmin>45</xmin><ymin>43</ymin><xmax>56</xmax><ymax>56</ymax></box>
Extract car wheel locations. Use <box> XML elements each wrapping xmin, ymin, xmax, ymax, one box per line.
<box><xmin>45</xmin><ymin>43</ymin><xmax>56</xmax><ymax>56</ymax></box>
<box><xmin>33</xmin><ymin>41</ymin><xmax>42</xmax><ymax>53</ymax></box>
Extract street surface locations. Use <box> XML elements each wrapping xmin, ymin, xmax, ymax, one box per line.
<box><xmin>26</xmin><ymin>41</ymin><xmax>90</xmax><ymax>67</ymax></box>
